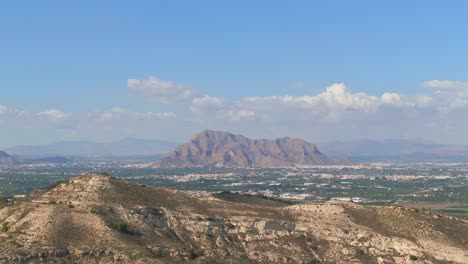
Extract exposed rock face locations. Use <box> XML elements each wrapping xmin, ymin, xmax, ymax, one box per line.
<box><xmin>155</xmin><ymin>130</ymin><xmax>331</xmax><ymax>168</ymax></box>
<box><xmin>0</xmin><ymin>174</ymin><xmax>467</xmax><ymax>263</ymax></box>
<box><xmin>0</xmin><ymin>151</ymin><xmax>20</xmax><ymax>166</ymax></box>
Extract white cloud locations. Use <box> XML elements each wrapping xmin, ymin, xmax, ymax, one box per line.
<box><xmin>37</xmin><ymin>109</ymin><xmax>71</xmax><ymax>121</ymax></box>
<box><xmin>227</xmin><ymin>110</ymin><xmax>256</xmax><ymax>122</ymax></box>
<box><xmin>190</xmin><ymin>95</ymin><xmax>224</xmax><ymax>113</ymax></box>
<box><xmin>239</xmin><ymin>83</ymin><xmax>418</xmax><ymax>122</ymax></box>
<box><xmin>99</xmin><ymin>107</ymin><xmax>176</xmax><ymax>121</ymax></box>
<box><xmin>381</xmin><ymin>93</ymin><xmax>402</xmax><ymax>105</ymax></box>
<box><xmin>128</xmin><ymin>76</ymin><xmax>198</xmax><ymax>103</ymax></box>
<box><xmin>424</xmin><ymin>80</ymin><xmax>468</xmax><ymax>90</ymax></box>
<box><xmin>190</xmin><ymin>96</ymin><xmax>258</xmax><ymax>122</ymax></box>
<box><xmin>242</xmin><ymin>83</ymin><xmax>380</xmax><ymax>112</ymax></box>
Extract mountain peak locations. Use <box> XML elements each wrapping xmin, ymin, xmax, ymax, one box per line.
<box><xmin>156</xmin><ymin>130</ymin><xmax>331</xmax><ymax>168</ymax></box>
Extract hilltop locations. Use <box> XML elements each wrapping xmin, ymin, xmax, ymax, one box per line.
<box><xmin>155</xmin><ymin>130</ymin><xmax>332</xmax><ymax>168</ymax></box>
<box><xmin>0</xmin><ymin>174</ymin><xmax>467</xmax><ymax>263</ymax></box>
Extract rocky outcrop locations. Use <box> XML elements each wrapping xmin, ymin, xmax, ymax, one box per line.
<box><xmin>155</xmin><ymin>130</ymin><xmax>332</xmax><ymax>168</ymax></box>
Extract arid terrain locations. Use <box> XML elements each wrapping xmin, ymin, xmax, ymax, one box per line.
<box><xmin>0</xmin><ymin>174</ymin><xmax>467</xmax><ymax>263</ymax></box>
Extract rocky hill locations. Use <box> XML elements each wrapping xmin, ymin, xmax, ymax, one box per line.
<box><xmin>0</xmin><ymin>174</ymin><xmax>467</xmax><ymax>263</ymax></box>
<box><xmin>155</xmin><ymin>130</ymin><xmax>332</xmax><ymax>168</ymax></box>
<box><xmin>0</xmin><ymin>151</ymin><xmax>21</xmax><ymax>166</ymax></box>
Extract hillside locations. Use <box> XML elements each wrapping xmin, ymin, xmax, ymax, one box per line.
<box><xmin>0</xmin><ymin>174</ymin><xmax>467</xmax><ymax>263</ymax></box>
<box><xmin>155</xmin><ymin>130</ymin><xmax>332</xmax><ymax>168</ymax></box>
<box><xmin>0</xmin><ymin>151</ymin><xmax>21</xmax><ymax>166</ymax></box>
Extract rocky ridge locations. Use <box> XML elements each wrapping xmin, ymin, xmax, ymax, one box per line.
<box><xmin>155</xmin><ymin>130</ymin><xmax>332</xmax><ymax>168</ymax></box>
<box><xmin>0</xmin><ymin>174</ymin><xmax>466</xmax><ymax>263</ymax></box>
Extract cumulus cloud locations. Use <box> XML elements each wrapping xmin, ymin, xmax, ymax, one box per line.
<box><xmin>128</xmin><ymin>76</ymin><xmax>198</xmax><ymax>103</ymax></box>
<box><xmin>190</xmin><ymin>95</ymin><xmax>224</xmax><ymax>113</ymax></box>
<box><xmin>238</xmin><ymin>83</ymin><xmax>434</xmax><ymax>122</ymax></box>
<box><xmin>424</xmin><ymin>80</ymin><xmax>468</xmax><ymax>90</ymax></box>
<box><xmin>242</xmin><ymin>83</ymin><xmax>380</xmax><ymax>112</ymax></box>
<box><xmin>37</xmin><ymin>109</ymin><xmax>71</xmax><ymax>121</ymax></box>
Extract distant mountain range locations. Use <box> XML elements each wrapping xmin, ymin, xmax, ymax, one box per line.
<box><xmin>155</xmin><ymin>130</ymin><xmax>332</xmax><ymax>168</ymax></box>
<box><xmin>5</xmin><ymin>135</ymin><xmax>468</xmax><ymax>163</ymax></box>
<box><xmin>4</xmin><ymin>138</ymin><xmax>179</xmax><ymax>158</ymax></box>
<box><xmin>319</xmin><ymin>139</ymin><xmax>468</xmax><ymax>162</ymax></box>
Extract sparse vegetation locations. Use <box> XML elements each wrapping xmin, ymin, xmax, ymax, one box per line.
<box><xmin>1</xmin><ymin>222</ymin><xmax>9</xmax><ymax>232</ymax></box>
<box><xmin>355</xmin><ymin>248</ymin><xmax>365</xmax><ymax>256</ymax></box>
<box><xmin>109</xmin><ymin>221</ymin><xmax>129</xmax><ymax>233</ymax></box>
<box><xmin>0</xmin><ymin>199</ymin><xmax>7</xmax><ymax>209</ymax></box>
<box><xmin>9</xmin><ymin>240</ymin><xmax>22</xmax><ymax>247</ymax></box>
<box><xmin>191</xmin><ymin>248</ymin><xmax>205</xmax><ymax>258</ymax></box>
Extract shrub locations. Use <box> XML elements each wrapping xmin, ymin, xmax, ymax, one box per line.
<box><xmin>355</xmin><ymin>248</ymin><xmax>365</xmax><ymax>256</ymax></box>
<box><xmin>68</xmin><ymin>204</ymin><xmax>75</xmax><ymax>209</ymax></box>
<box><xmin>48</xmin><ymin>200</ymin><xmax>57</xmax><ymax>205</ymax></box>
<box><xmin>109</xmin><ymin>221</ymin><xmax>129</xmax><ymax>233</ymax></box>
<box><xmin>409</xmin><ymin>255</ymin><xmax>418</xmax><ymax>261</ymax></box>
<box><xmin>89</xmin><ymin>208</ymin><xmax>97</xmax><ymax>214</ymax></box>
<box><xmin>191</xmin><ymin>248</ymin><xmax>205</xmax><ymax>258</ymax></box>
<box><xmin>1</xmin><ymin>223</ymin><xmax>9</xmax><ymax>232</ymax></box>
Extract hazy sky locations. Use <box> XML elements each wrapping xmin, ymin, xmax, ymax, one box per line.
<box><xmin>1</xmin><ymin>1</ymin><xmax>468</xmax><ymax>148</ymax></box>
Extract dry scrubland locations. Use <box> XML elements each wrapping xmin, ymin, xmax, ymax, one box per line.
<box><xmin>0</xmin><ymin>174</ymin><xmax>467</xmax><ymax>263</ymax></box>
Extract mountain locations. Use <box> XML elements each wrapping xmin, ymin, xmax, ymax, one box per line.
<box><xmin>155</xmin><ymin>130</ymin><xmax>332</xmax><ymax>168</ymax></box>
<box><xmin>0</xmin><ymin>174</ymin><xmax>466</xmax><ymax>263</ymax></box>
<box><xmin>0</xmin><ymin>151</ymin><xmax>21</xmax><ymax>166</ymax></box>
<box><xmin>5</xmin><ymin>138</ymin><xmax>179</xmax><ymax>157</ymax></box>
<box><xmin>319</xmin><ymin>139</ymin><xmax>468</xmax><ymax>162</ymax></box>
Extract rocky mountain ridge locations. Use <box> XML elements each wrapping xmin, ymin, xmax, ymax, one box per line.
<box><xmin>155</xmin><ymin>130</ymin><xmax>332</xmax><ymax>168</ymax></box>
<box><xmin>0</xmin><ymin>174</ymin><xmax>466</xmax><ymax>263</ymax></box>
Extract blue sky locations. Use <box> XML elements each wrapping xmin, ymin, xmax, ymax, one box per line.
<box><xmin>1</xmin><ymin>1</ymin><xmax>468</xmax><ymax>148</ymax></box>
